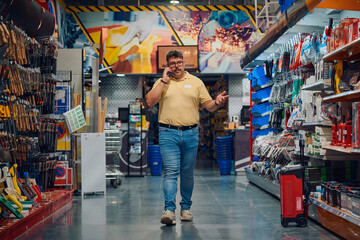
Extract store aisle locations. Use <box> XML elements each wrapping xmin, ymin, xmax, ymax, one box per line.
<box><xmin>16</xmin><ymin>169</ymin><xmax>339</xmax><ymax>240</ymax></box>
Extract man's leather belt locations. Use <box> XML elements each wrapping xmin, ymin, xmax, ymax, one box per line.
<box><xmin>159</xmin><ymin>123</ymin><xmax>198</xmax><ymax>131</ymax></box>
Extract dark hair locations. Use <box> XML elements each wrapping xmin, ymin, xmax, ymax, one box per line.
<box><xmin>166</xmin><ymin>50</ymin><xmax>183</xmax><ymax>62</ymax></box>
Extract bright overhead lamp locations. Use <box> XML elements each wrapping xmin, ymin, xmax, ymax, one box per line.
<box><xmin>170</xmin><ymin>0</ymin><xmax>179</xmax><ymax>4</ymax></box>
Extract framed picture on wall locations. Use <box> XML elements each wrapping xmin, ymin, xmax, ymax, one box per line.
<box><xmin>157</xmin><ymin>45</ymin><xmax>199</xmax><ymax>72</ymax></box>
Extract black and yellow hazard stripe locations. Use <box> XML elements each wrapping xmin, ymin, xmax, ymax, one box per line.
<box><xmin>66</xmin><ymin>5</ymin><xmax>262</xmax><ymax>12</ymax></box>
<box><xmin>157</xmin><ymin>11</ymin><xmax>183</xmax><ymax>46</ymax></box>
<box><xmin>243</xmin><ymin>5</ymin><xmax>263</xmax><ymax>34</ymax></box>
<box><xmin>55</xmin><ymin>0</ymin><xmax>67</xmax><ymax>10</ymax></box>
<box><xmin>68</xmin><ymin>4</ymin><xmax>263</xmax><ymax>50</ymax></box>
<box><xmin>70</xmin><ymin>11</ymin><xmax>113</xmax><ymax>73</ymax></box>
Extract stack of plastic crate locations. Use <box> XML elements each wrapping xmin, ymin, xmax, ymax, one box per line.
<box><xmin>147</xmin><ymin>145</ymin><xmax>162</xmax><ymax>176</ymax></box>
<box><xmin>216</xmin><ymin>136</ymin><xmax>233</xmax><ymax>175</ymax></box>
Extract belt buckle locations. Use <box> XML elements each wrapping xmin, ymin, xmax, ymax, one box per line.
<box><xmin>177</xmin><ymin>126</ymin><xmax>181</xmax><ymax>131</ymax></box>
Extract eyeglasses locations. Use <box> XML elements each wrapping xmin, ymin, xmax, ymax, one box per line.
<box><xmin>168</xmin><ymin>60</ymin><xmax>183</xmax><ymax>67</ymax></box>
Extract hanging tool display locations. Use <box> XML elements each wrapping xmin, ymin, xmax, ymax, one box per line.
<box><xmin>39</xmin><ymin>118</ymin><xmax>57</xmax><ymax>153</ymax></box>
<box><xmin>0</xmin><ymin>19</ymin><xmax>61</xmax><ymax>220</ymax></box>
<box><xmin>35</xmin><ymin>40</ymin><xmax>58</xmax><ymax>75</ymax></box>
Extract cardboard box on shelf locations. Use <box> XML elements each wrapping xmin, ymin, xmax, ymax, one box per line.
<box><xmin>315</xmin><ymin>126</ymin><xmax>332</xmax><ymax>136</ymax></box>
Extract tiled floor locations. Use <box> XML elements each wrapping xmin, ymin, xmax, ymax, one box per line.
<box><xmin>16</xmin><ymin>165</ymin><xmax>339</xmax><ymax>240</ymax></box>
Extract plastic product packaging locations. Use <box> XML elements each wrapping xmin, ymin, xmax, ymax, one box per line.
<box><xmin>301</xmin><ymin>35</ymin><xmax>312</xmax><ymax>65</ymax></box>
<box><xmin>350</xmin><ymin>190</ymin><xmax>360</xmax><ymax>217</ymax></box>
<box><xmin>353</xmin><ymin>102</ymin><xmax>360</xmax><ymax>149</ymax></box>
<box><xmin>321</xmin><ymin>102</ymin><xmax>337</xmax><ymax>122</ymax></box>
<box><xmin>319</xmin><ymin>33</ymin><xmax>328</xmax><ymax>58</ymax></box>
<box><xmin>269</xmin><ymin>108</ymin><xmax>285</xmax><ymax>130</ymax></box>
<box><xmin>314</xmin><ymin>93</ymin><xmax>323</xmax><ymax>122</ymax></box>
<box><xmin>292</xmin><ymin>73</ymin><xmax>302</xmax><ymax>105</ymax></box>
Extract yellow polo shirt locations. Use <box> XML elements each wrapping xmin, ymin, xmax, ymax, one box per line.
<box><xmin>153</xmin><ymin>72</ymin><xmax>212</xmax><ymax>126</ymax></box>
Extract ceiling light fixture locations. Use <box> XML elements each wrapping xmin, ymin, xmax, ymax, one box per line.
<box><xmin>170</xmin><ymin>0</ymin><xmax>179</xmax><ymax>4</ymax></box>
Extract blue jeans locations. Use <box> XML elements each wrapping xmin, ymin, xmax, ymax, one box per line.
<box><xmin>159</xmin><ymin>126</ymin><xmax>199</xmax><ymax>211</ymax></box>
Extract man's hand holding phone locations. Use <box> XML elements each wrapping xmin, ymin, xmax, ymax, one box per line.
<box><xmin>162</xmin><ymin>68</ymin><xmax>172</xmax><ymax>84</ymax></box>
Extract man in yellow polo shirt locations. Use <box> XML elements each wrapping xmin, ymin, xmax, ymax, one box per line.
<box><xmin>146</xmin><ymin>50</ymin><xmax>229</xmax><ymax>225</ymax></box>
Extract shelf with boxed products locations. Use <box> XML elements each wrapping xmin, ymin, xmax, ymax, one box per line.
<box><xmin>310</xmin><ymin>197</ymin><xmax>360</xmax><ymax>228</ymax></box>
<box><xmin>323</xmin><ymin>38</ymin><xmax>360</xmax><ymax>61</ymax></box>
<box><xmin>322</xmin><ymin>142</ymin><xmax>357</xmax><ymax>154</ymax></box>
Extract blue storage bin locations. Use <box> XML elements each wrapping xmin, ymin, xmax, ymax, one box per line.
<box><xmin>279</xmin><ymin>0</ymin><xmax>296</xmax><ymax>13</ymax></box>
<box><xmin>216</xmin><ymin>148</ymin><xmax>232</xmax><ymax>153</ymax></box>
<box><xmin>251</xmin><ymin>102</ymin><xmax>273</xmax><ymax>117</ymax></box>
<box><xmin>216</xmin><ymin>142</ymin><xmax>232</xmax><ymax>147</ymax></box>
<box><xmin>251</xmin><ymin>86</ymin><xmax>272</xmax><ymax>102</ymax></box>
<box><xmin>216</xmin><ymin>149</ymin><xmax>232</xmax><ymax>154</ymax></box>
<box><xmin>251</xmin><ymin>77</ymin><xmax>273</xmax><ymax>90</ymax></box>
<box><xmin>149</xmin><ymin>160</ymin><xmax>162</xmax><ymax>176</ymax></box>
<box><xmin>217</xmin><ymin>157</ymin><xmax>233</xmax><ymax>162</ymax></box>
<box><xmin>216</xmin><ymin>136</ymin><xmax>232</xmax><ymax>141</ymax></box>
<box><xmin>248</xmin><ymin>71</ymin><xmax>254</xmax><ymax>81</ymax></box>
<box><xmin>251</xmin><ymin>115</ymin><xmax>270</xmax><ymax>129</ymax></box>
<box><xmin>251</xmin><ymin>65</ymin><xmax>266</xmax><ymax>79</ymax></box>
<box><xmin>218</xmin><ymin>160</ymin><xmax>231</xmax><ymax>175</ymax></box>
<box><xmin>216</xmin><ymin>136</ymin><xmax>232</xmax><ymax>162</ymax></box>
<box><xmin>250</xmin><ymin>76</ymin><xmax>257</xmax><ymax>89</ymax></box>
<box><xmin>256</xmin><ymin>76</ymin><xmax>273</xmax><ymax>87</ymax></box>
<box><xmin>252</xmin><ymin>128</ymin><xmax>278</xmax><ymax>138</ymax></box>
<box><xmin>148</xmin><ymin>145</ymin><xmax>162</xmax><ymax>176</ymax></box>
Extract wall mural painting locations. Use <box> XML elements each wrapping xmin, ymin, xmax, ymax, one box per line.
<box><xmin>76</xmin><ymin>11</ymin><xmax>175</xmax><ymax>74</ymax></box>
<box><xmin>165</xmin><ymin>10</ymin><xmax>259</xmax><ymax>73</ymax></box>
<box><xmin>71</xmin><ymin>8</ymin><xmax>260</xmax><ymax>74</ymax></box>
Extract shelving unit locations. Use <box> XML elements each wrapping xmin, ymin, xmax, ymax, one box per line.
<box><xmin>323</xmin><ymin>37</ymin><xmax>360</xmax><ymax>61</ymax></box>
<box><xmin>127</xmin><ymin>102</ymin><xmax>144</xmax><ymax>177</ymax></box>
<box><xmin>309</xmin><ymin>198</ymin><xmax>360</xmax><ymax>239</ymax></box>
<box><xmin>310</xmin><ymin>197</ymin><xmax>360</xmax><ymax>226</ymax></box>
<box><xmin>323</xmin><ymin>90</ymin><xmax>360</xmax><ymax>102</ymax></box>
<box><xmin>301</xmin><ymin>121</ymin><xmax>332</xmax><ymax>127</ymax></box>
<box><xmin>245</xmin><ymin>5</ymin><xmax>360</xmax><ymax>237</ymax></box>
<box><xmin>104</xmin><ymin>130</ymin><xmax>122</xmax><ymax>187</ymax></box>
<box><xmin>253</xmin><ymin>97</ymin><xmax>270</xmax><ymax>104</ymax></box>
<box><xmin>247</xmin><ymin>166</ymin><xmax>360</xmax><ymax>240</ymax></box>
<box><xmin>292</xmin><ymin>151</ymin><xmax>324</xmax><ymax>160</ymax></box>
<box><xmin>253</xmin><ymin>82</ymin><xmax>274</xmax><ymax>91</ymax></box>
<box><xmin>301</xmin><ymin>80</ymin><xmax>332</xmax><ymax>91</ymax></box>
<box><xmin>322</xmin><ymin>142</ymin><xmax>360</xmax><ymax>155</ymax></box>
<box><xmin>245</xmin><ymin>168</ymin><xmax>280</xmax><ymax>198</ymax></box>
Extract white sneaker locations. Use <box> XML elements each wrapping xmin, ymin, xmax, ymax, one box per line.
<box><xmin>180</xmin><ymin>210</ymin><xmax>193</xmax><ymax>221</ymax></box>
<box><xmin>161</xmin><ymin>210</ymin><xmax>176</xmax><ymax>225</ymax></box>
